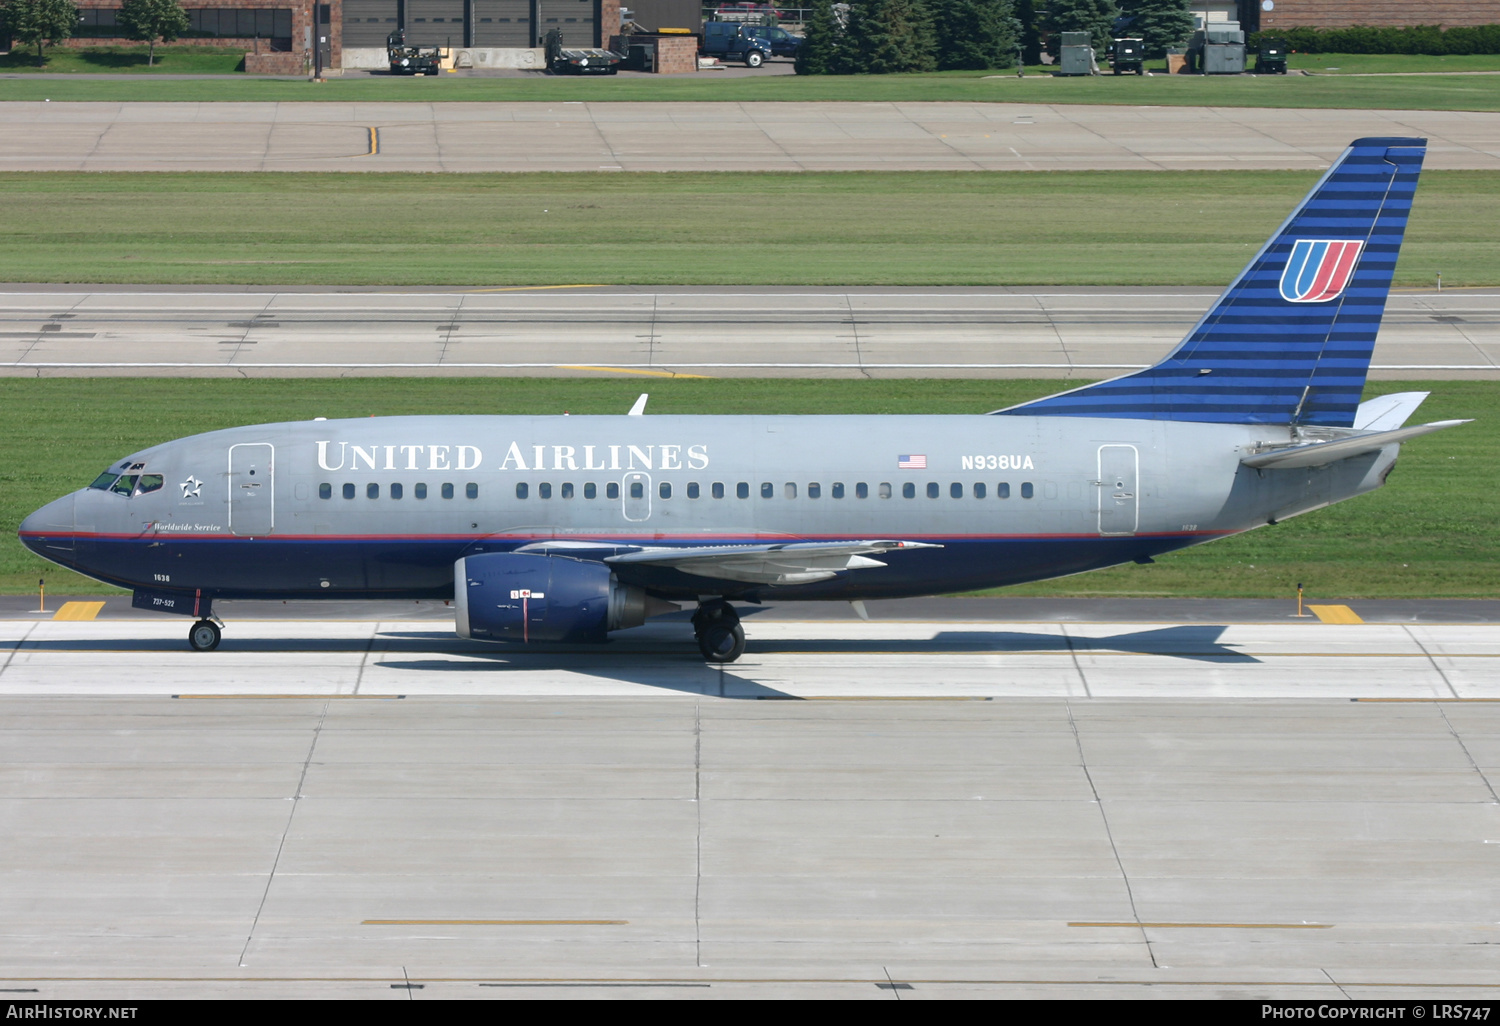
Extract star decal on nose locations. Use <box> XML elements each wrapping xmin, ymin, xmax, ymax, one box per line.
<box><xmin>180</xmin><ymin>475</ymin><xmax>203</xmax><ymax>498</ymax></box>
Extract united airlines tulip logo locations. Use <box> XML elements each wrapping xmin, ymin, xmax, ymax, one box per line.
<box><xmin>1280</xmin><ymin>239</ymin><xmax>1363</xmax><ymax>303</ymax></box>
<box><xmin>179</xmin><ymin>475</ymin><xmax>203</xmax><ymax>498</ymax></box>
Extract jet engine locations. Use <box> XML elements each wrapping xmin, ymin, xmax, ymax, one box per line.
<box><xmin>454</xmin><ymin>552</ymin><xmax>676</xmax><ymax>644</ymax></box>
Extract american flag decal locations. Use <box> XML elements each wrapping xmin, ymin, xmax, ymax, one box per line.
<box><xmin>897</xmin><ymin>454</ymin><xmax>927</xmax><ymax>469</ymax></box>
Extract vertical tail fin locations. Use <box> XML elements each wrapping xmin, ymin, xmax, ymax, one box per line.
<box><xmin>997</xmin><ymin>138</ymin><xmax>1426</xmax><ymax>426</ymax></box>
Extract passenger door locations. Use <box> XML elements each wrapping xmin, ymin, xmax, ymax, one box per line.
<box><xmin>228</xmin><ymin>443</ymin><xmax>275</xmax><ymax>537</ymax></box>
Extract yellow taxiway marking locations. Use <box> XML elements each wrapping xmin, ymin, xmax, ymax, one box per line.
<box><xmin>52</xmin><ymin>601</ymin><xmax>105</xmax><ymax>621</ymax></box>
<box><xmin>362</xmin><ymin>920</ymin><xmax>626</xmax><ymax>926</ymax></box>
<box><xmin>1309</xmin><ymin>604</ymin><xmax>1364</xmax><ymax>624</ymax></box>
<box><xmin>363</xmin><ymin>127</ymin><xmax>378</xmax><ymax>156</ymax></box>
<box><xmin>1070</xmin><ymin>922</ymin><xmax>1331</xmax><ymax>929</ymax></box>
<box><xmin>558</xmin><ymin>364</ymin><xmax>712</xmax><ymax>379</ymax></box>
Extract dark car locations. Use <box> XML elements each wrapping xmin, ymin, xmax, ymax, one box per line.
<box><xmin>742</xmin><ymin>24</ymin><xmax>802</xmax><ymax>59</ymax></box>
<box><xmin>701</xmin><ymin>20</ymin><xmax>774</xmax><ymax>67</ymax></box>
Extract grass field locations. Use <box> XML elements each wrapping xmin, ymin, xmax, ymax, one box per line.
<box><xmin>3</xmin><ymin>169</ymin><xmax>1493</xmax><ymax>286</ymax></box>
<box><xmin>1</xmin><ymin>62</ymin><xmax>1497</xmax><ymax>109</ymax></box>
<box><xmin>1</xmin><ymin>377</ymin><xmax>1490</xmax><ymax>600</ymax></box>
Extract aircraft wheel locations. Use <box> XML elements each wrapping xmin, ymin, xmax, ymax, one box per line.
<box><xmin>745</xmin><ymin>50</ymin><xmax>763</xmax><ymax>68</ymax></box>
<box><xmin>698</xmin><ymin>622</ymin><xmax>745</xmax><ymax>663</ymax></box>
<box><xmin>188</xmin><ymin>619</ymin><xmax>221</xmax><ymax>652</ymax></box>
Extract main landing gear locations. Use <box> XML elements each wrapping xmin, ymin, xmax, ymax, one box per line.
<box><xmin>188</xmin><ymin>618</ymin><xmax>222</xmax><ymax>652</ymax></box>
<box><xmin>693</xmin><ymin>599</ymin><xmax>745</xmax><ymax>664</ymax></box>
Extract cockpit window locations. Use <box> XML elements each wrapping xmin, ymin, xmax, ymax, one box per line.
<box><xmin>110</xmin><ymin>475</ymin><xmax>138</xmax><ymax>496</ymax></box>
<box><xmin>89</xmin><ymin>472</ymin><xmax>118</xmax><ymax>490</ymax></box>
<box><xmin>136</xmin><ymin>474</ymin><xmax>163</xmax><ymax>495</ymax></box>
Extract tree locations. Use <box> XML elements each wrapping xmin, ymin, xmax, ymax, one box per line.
<box><xmin>1</xmin><ymin>0</ymin><xmax>77</xmax><ymax>66</ymax></box>
<box><xmin>843</xmin><ymin>0</ymin><xmax>936</xmax><ymax>75</ymax></box>
<box><xmin>795</xmin><ymin>0</ymin><xmax>846</xmax><ymax>74</ymax></box>
<box><xmin>1041</xmin><ymin>0</ymin><xmax>1118</xmax><ymax>56</ymax></box>
<box><xmin>117</xmin><ymin>0</ymin><xmax>190</xmax><ymax>66</ymax></box>
<box><xmin>931</xmin><ymin>0</ymin><xmax>1018</xmax><ymax>71</ymax></box>
<box><xmin>1118</xmin><ymin>0</ymin><xmax>1193</xmax><ymax>58</ymax></box>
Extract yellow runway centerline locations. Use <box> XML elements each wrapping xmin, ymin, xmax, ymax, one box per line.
<box><xmin>557</xmin><ymin>365</ymin><xmax>712</xmax><ymax>379</ymax></box>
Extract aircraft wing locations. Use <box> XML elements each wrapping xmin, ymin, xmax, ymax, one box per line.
<box><xmin>1241</xmin><ymin>420</ymin><xmax>1470</xmax><ymax>470</ymax></box>
<box><xmin>605</xmin><ymin>540</ymin><xmax>941</xmax><ymax>586</ymax></box>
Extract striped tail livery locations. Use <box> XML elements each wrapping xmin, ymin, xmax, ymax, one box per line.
<box><xmin>997</xmin><ymin>137</ymin><xmax>1426</xmax><ymax>426</ymax></box>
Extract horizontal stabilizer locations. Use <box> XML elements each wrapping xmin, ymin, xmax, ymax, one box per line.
<box><xmin>607</xmin><ymin>540</ymin><xmax>941</xmax><ymax>586</ymax></box>
<box><xmin>1241</xmin><ymin>420</ymin><xmax>1470</xmax><ymax>470</ymax></box>
<box><xmin>1354</xmin><ymin>391</ymin><xmax>1429</xmax><ymax>430</ymax></box>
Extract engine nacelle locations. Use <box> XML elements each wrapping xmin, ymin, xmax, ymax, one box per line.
<box><xmin>454</xmin><ymin>551</ymin><xmax>675</xmax><ymax>644</ymax></box>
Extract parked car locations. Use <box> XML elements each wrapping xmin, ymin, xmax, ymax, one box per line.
<box><xmin>701</xmin><ymin>20</ymin><xmax>774</xmax><ymax>67</ymax></box>
<box><xmin>742</xmin><ymin>24</ymin><xmax>802</xmax><ymax>59</ymax></box>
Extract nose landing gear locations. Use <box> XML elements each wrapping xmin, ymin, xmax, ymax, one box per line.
<box><xmin>692</xmin><ymin>599</ymin><xmax>745</xmax><ymax>663</ymax></box>
<box><xmin>188</xmin><ymin>618</ymin><xmax>222</xmax><ymax>652</ymax></box>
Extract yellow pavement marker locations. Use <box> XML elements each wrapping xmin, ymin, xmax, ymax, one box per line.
<box><xmin>1308</xmin><ymin>605</ymin><xmax>1364</xmax><ymax>624</ymax></box>
<box><xmin>53</xmin><ymin>601</ymin><xmax>106</xmax><ymax>621</ymax></box>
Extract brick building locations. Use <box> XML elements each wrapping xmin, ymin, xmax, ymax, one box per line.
<box><xmin>60</xmin><ymin>0</ymin><xmax>623</xmax><ymax>72</ymax></box>
<box><xmin>1256</xmin><ymin>1</ymin><xmax>1500</xmax><ymax>31</ymax></box>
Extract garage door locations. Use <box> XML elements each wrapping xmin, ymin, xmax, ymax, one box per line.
<box><xmin>405</xmin><ymin>0</ymin><xmax>466</xmax><ymax>45</ymax></box>
<box><xmin>343</xmin><ymin>0</ymin><xmax>400</xmax><ymax>47</ymax></box>
<box><xmin>537</xmin><ymin>0</ymin><xmax>596</xmax><ymax>47</ymax></box>
<box><xmin>471</xmin><ymin>0</ymin><xmax>533</xmax><ymax>47</ymax></box>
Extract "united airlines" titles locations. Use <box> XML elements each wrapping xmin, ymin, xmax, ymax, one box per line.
<box><xmin>315</xmin><ymin>441</ymin><xmax>711</xmax><ymax>473</ymax></box>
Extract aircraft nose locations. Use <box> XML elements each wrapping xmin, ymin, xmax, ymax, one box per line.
<box><xmin>18</xmin><ymin>493</ymin><xmax>75</xmax><ymax>557</ymax></box>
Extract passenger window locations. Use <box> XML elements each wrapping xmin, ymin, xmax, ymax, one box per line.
<box><xmin>808</xmin><ymin>483</ymin><xmax>820</xmax><ymax>499</ymax></box>
<box><xmin>737</xmin><ymin>482</ymin><xmax>749</xmax><ymax>499</ymax></box>
<box><xmin>539</xmin><ymin>483</ymin><xmax>551</xmax><ymax>499</ymax></box>
<box><xmin>902</xmin><ymin>483</ymin><xmax>915</xmax><ymax>499</ymax></box>
<box><xmin>712</xmin><ymin>482</ymin><xmax>724</xmax><ymax>499</ymax></box>
<box><xmin>391</xmin><ymin>483</ymin><xmax>403</xmax><ymax>500</ymax></box>
<box><xmin>516</xmin><ymin>483</ymin><xmax>528</xmax><ymax>499</ymax></box>
<box><xmin>687</xmin><ymin>482</ymin><xmax>700</xmax><ymax>499</ymax></box>
<box><xmin>584</xmin><ymin>482</ymin><xmax>597</xmax><ymax>499</ymax></box>
<box><xmin>343</xmin><ymin>483</ymin><xmax>356</xmax><ymax>500</ymax></box>
<box><xmin>659</xmin><ymin>482</ymin><xmax>671</xmax><ymax>499</ymax></box>
<box><xmin>857</xmin><ymin>483</ymin><xmax>869</xmax><ymax>499</ymax></box>
<box><xmin>561</xmin><ymin>482</ymin><xmax>574</xmax><ymax>499</ymax></box>
<box><xmin>950</xmin><ymin>483</ymin><xmax>962</xmax><ymax>499</ymax></box>
<box><xmin>111</xmin><ymin>475</ymin><xmax>138</xmax><ymax>496</ymax></box>
<box><xmin>136</xmin><ymin>475</ymin><xmax>163</xmax><ymax>495</ymax></box>
<box><xmin>784</xmin><ymin>482</ymin><xmax>796</xmax><ymax>499</ymax></box>
<box><xmin>630</xmin><ymin>482</ymin><xmax>643</xmax><ymax>499</ymax></box>
<box><xmin>467</xmin><ymin>483</ymin><xmax>479</xmax><ymax>501</ymax></box>
<box><xmin>367</xmin><ymin>483</ymin><xmax>379</xmax><ymax>499</ymax></box>
<box><xmin>832</xmin><ymin>482</ymin><xmax>844</xmax><ymax>499</ymax></box>
<box><xmin>926</xmin><ymin>483</ymin><xmax>939</xmax><ymax>499</ymax></box>
<box><xmin>879</xmin><ymin>482</ymin><xmax>892</xmax><ymax>499</ymax></box>
<box><xmin>761</xmin><ymin>482</ymin><xmax>773</xmax><ymax>499</ymax></box>
<box><xmin>319</xmin><ymin>483</ymin><xmax>331</xmax><ymax>500</ymax></box>
<box><xmin>973</xmin><ymin>483</ymin><xmax>986</xmax><ymax>499</ymax></box>
<box><xmin>415</xmin><ymin>483</ymin><xmax>427</xmax><ymax>499</ymax></box>
<box><xmin>1021</xmin><ymin>482</ymin><xmax>1034</xmax><ymax>499</ymax></box>
<box><xmin>997</xmin><ymin>482</ymin><xmax>1010</xmax><ymax>499</ymax></box>
<box><xmin>441</xmin><ymin>483</ymin><xmax>454</xmax><ymax>499</ymax></box>
<box><xmin>607</xmin><ymin>483</ymin><xmax>620</xmax><ymax>499</ymax></box>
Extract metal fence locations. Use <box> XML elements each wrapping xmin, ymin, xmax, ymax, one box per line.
<box><xmin>700</xmin><ymin>6</ymin><xmax>813</xmax><ymax>29</ymax></box>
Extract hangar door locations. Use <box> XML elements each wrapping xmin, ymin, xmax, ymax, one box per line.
<box><xmin>406</xmin><ymin>0</ymin><xmax>466</xmax><ymax>45</ymax></box>
<box><xmin>537</xmin><ymin>0</ymin><xmax>597</xmax><ymax>47</ymax></box>
<box><xmin>472</xmin><ymin>0</ymin><xmax>533</xmax><ymax>46</ymax></box>
<box><xmin>343</xmin><ymin>0</ymin><xmax>399</xmax><ymax>47</ymax></box>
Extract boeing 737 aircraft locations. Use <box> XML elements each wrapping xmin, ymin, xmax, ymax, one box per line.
<box><xmin>19</xmin><ymin>138</ymin><xmax>1467</xmax><ymax>662</ymax></box>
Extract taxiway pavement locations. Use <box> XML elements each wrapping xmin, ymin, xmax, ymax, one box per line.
<box><xmin>3</xmin><ymin>285</ymin><xmax>1496</xmax><ymax>378</ymax></box>
<box><xmin>2</xmin><ymin>101</ymin><xmax>1498</xmax><ymax>172</ymax></box>
<box><xmin>2</xmin><ymin>602</ymin><xmax>1498</xmax><ymax>998</ymax></box>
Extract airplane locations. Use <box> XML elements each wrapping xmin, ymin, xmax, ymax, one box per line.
<box><xmin>19</xmin><ymin>137</ymin><xmax>1468</xmax><ymax>663</ymax></box>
